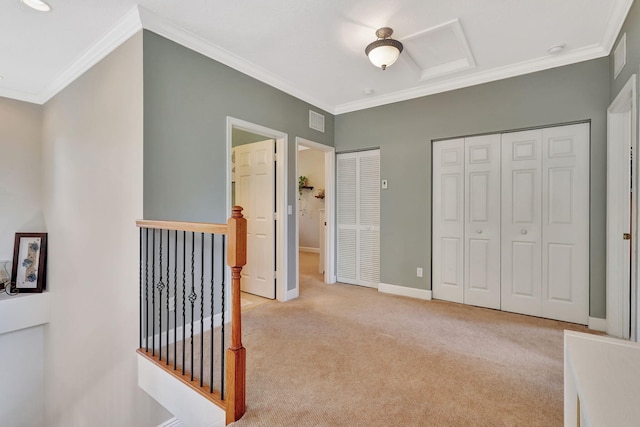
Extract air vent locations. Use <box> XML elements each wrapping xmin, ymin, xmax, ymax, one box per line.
<box><xmin>614</xmin><ymin>33</ymin><xmax>627</xmax><ymax>79</ymax></box>
<box><xmin>309</xmin><ymin>110</ymin><xmax>325</xmax><ymax>133</ymax></box>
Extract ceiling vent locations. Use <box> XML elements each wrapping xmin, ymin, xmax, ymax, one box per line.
<box><xmin>309</xmin><ymin>110</ymin><xmax>325</xmax><ymax>133</ymax></box>
<box><xmin>614</xmin><ymin>33</ymin><xmax>627</xmax><ymax>79</ymax></box>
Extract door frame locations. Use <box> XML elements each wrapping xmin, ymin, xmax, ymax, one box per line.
<box><xmin>294</xmin><ymin>137</ymin><xmax>336</xmax><ymax>297</ymax></box>
<box><xmin>227</xmin><ymin>117</ymin><xmax>289</xmax><ymax>301</ymax></box>
<box><xmin>606</xmin><ymin>74</ymin><xmax>638</xmax><ymax>340</ymax></box>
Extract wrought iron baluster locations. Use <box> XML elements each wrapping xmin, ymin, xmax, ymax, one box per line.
<box><xmin>152</xmin><ymin>229</ymin><xmax>156</xmax><ymax>356</ymax></box>
<box><xmin>157</xmin><ymin>229</ymin><xmax>165</xmax><ymax>361</ymax></box>
<box><xmin>145</xmin><ymin>229</ymin><xmax>149</xmax><ymax>352</ymax></box>
<box><xmin>200</xmin><ymin>232</ymin><xmax>205</xmax><ymax>386</ymax></box>
<box><xmin>182</xmin><ymin>231</ymin><xmax>186</xmax><ymax>375</ymax></box>
<box><xmin>221</xmin><ymin>234</ymin><xmax>226</xmax><ymax>398</ymax></box>
<box><xmin>189</xmin><ymin>232</ymin><xmax>196</xmax><ymax>381</ymax></box>
<box><xmin>166</xmin><ymin>229</ymin><xmax>170</xmax><ymax>366</ymax></box>
<box><xmin>214</xmin><ymin>234</ymin><xmax>216</xmax><ymax>393</ymax></box>
<box><xmin>139</xmin><ymin>228</ymin><xmax>143</xmax><ymax>350</ymax></box>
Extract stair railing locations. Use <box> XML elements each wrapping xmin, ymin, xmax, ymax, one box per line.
<box><xmin>136</xmin><ymin>206</ymin><xmax>246</xmax><ymax>424</ymax></box>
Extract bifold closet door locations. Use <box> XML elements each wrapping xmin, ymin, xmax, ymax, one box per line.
<box><xmin>501</xmin><ymin>130</ymin><xmax>543</xmax><ymax>317</ymax></box>
<box><xmin>432</xmin><ymin>139</ymin><xmax>465</xmax><ymax>303</ymax></box>
<box><xmin>464</xmin><ymin>135</ymin><xmax>501</xmax><ymax>309</ymax></box>
<box><xmin>336</xmin><ymin>150</ymin><xmax>380</xmax><ymax>288</ymax></box>
<box><xmin>541</xmin><ymin>124</ymin><xmax>589</xmax><ymax>324</ymax></box>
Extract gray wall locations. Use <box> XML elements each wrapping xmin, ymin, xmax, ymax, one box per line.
<box><xmin>335</xmin><ymin>58</ymin><xmax>609</xmax><ymax>319</ymax></box>
<box><xmin>611</xmin><ymin>0</ymin><xmax>640</xmax><ymax>100</ymax></box>
<box><xmin>143</xmin><ymin>30</ymin><xmax>334</xmax><ymax>291</ymax></box>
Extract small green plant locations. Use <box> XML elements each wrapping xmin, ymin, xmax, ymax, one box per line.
<box><xmin>298</xmin><ymin>176</ymin><xmax>308</xmax><ymax>195</ymax></box>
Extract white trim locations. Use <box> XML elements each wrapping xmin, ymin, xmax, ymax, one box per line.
<box><xmin>157</xmin><ymin>417</ymin><xmax>183</xmax><ymax>427</ymax></box>
<box><xmin>227</xmin><ymin>117</ymin><xmax>288</xmax><ymax>302</ymax></box>
<box><xmin>287</xmin><ymin>287</ymin><xmax>300</xmax><ymax>301</ymax></box>
<box><xmin>138</xmin><ymin>7</ymin><xmax>333</xmax><ymax>114</ymax></box>
<box><xmin>39</xmin><ymin>7</ymin><xmax>142</xmax><ymax>104</ymax></box>
<box><xmin>588</xmin><ymin>317</ymin><xmax>608</xmax><ymax>332</ymax></box>
<box><xmin>138</xmin><ymin>355</ymin><xmax>225</xmax><ymax>427</ymax></box>
<box><xmin>378</xmin><ymin>283</ymin><xmax>433</xmax><ymax>301</ymax></box>
<box><xmin>335</xmin><ymin>43</ymin><xmax>608</xmax><ymax>114</ymax></box>
<box><xmin>295</xmin><ymin>137</ymin><xmax>337</xmax><ymax>301</ymax></box>
<box><xmin>299</xmin><ymin>246</ymin><xmax>320</xmax><ymax>254</ymax></box>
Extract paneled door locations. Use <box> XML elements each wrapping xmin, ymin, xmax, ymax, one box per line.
<box><xmin>501</xmin><ymin>130</ymin><xmax>543</xmax><ymax>316</ymax></box>
<box><xmin>541</xmin><ymin>124</ymin><xmax>589</xmax><ymax>324</ymax></box>
<box><xmin>464</xmin><ymin>135</ymin><xmax>501</xmax><ymax>309</ymax></box>
<box><xmin>432</xmin><ymin>139</ymin><xmax>465</xmax><ymax>303</ymax></box>
<box><xmin>234</xmin><ymin>139</ymin><xmax>276</xmax><ymax>299</ymax></box>
<box><xmin>336</xmin><ymin>150</ymin><xmax>380</xmax><ymax>288</ymax></box>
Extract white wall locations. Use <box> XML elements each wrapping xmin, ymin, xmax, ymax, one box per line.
<box><xmin>41</xmin><ymin>32</ymin><xmax>170</xmax><ymax>426</ymax></box>
<box><xmin>298</xmin><ymin>149</ymin><xmax>325</xmax><ymax>250</ymax></box>
<box><xmin>0</xmin><ymin>98</ymin><xmax>44</xmax><ymax>260</ymax></box>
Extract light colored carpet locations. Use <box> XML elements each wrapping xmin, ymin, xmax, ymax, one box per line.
<box><xmin>228</xmin><ymin>252</ymin><xmax>594</xmax><ymax>426</ymax></box>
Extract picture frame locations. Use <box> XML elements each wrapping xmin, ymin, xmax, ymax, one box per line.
<box><xmin>11</xmin><ymin>233</ymin><xmax>47</xmax><ymax>294</ymax></box>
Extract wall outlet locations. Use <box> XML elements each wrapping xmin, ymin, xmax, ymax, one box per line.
<box><xmin>169</xmin><ymin>297</ymin><xmax>175</xmax><ymax>312</ymax></box>
<box><xmin>417</xmin><ymin>267</ymin><xmax>423</xmax><ymax>278</ymax></box>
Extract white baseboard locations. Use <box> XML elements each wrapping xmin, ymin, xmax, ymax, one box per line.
<box><xmin>588</xmin><ymin>316</ymin><xmax>607</xmax><ymax>332</ymax></box>
<box><xmin>143</xmin><ymin>311</ymin><xmax>229</xmax><ymax>349</ymax></box>
<box><xmin>378</xmin><ymin>283</ymin><xmax>432</xmax><ymax>301</ymax></box>
<box><xmin>287</xmin><ymin>287</ymin><xmax>299</xmax><ymax>301</ymax></box>
<box><xmin>158</xmin><ymin>417</ymin><xmax>183</xmax><ymax>427</ymax></box>
<box><xmin>299</xmin><ymin>246</ymin><xmax>320</xmax><ymax>254</ymax></box>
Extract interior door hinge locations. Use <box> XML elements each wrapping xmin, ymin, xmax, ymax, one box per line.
<box><xmin>273</xmin><ymin>212</ymin><xmax>278</xmax><ymax>220</ymax></box>
<box><xmin>273</xmin><ymin>153</ymin><xmax>278</xmax><ymax>162</ymax></box>
<box><xmin>274</xmin><ymin>271</ymin><xmax>278</xmax><ymax>279</ymax></box>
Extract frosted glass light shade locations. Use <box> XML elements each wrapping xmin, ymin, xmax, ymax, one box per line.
<box><xmin>368</xmin><ymin>45</ymin><xmax>401</xmax><ymax>70</ymax></box>
<box><xmin>21</xmin><ymin>0</ymin><xmax>51</xmax><ymax>12</ymax></box>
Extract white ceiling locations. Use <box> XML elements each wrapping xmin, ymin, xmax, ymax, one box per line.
<box><xmin>0</xmin><ymin>0</ymin><xmax>633</xmax><ymax>114</ymax></box>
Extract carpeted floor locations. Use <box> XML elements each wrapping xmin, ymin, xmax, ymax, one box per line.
<box><xmin>228</xmin><ymin>252</ymin><xmax>593</xmax><ymax>426</ymax></box>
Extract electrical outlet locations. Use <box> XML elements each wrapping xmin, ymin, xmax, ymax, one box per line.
<box><xmin>169</xmin><ymin>297</ymin><xmax>175</xmax><ymax>312</ymax></box>
<box><xmin>417</xmin><ymin>267</ymin><xmax>423</xmax><ymax>278</ymax></box>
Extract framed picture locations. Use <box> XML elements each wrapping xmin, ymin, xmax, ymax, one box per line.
<box><xmin>11</xmin><ymin>233</ymin><xmax>47</xmax><ymax>293</ymax></box>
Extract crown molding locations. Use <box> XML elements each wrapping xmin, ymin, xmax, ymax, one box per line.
<box><xmin>138</xmin><ymin>6</ymin><xmax>335</xmax><ymax>115</ymax></box>
<box><xmin>335</xmin><ymin>44</ymin><xmax>609</xmax><ymax>115</ymax></box>
<box><xmin>601</xmin><ymin>0</ymin><xmax>634</xmax><ymax>53</ymax></box>
<box><xmin>35</xmin><ymin>6</ymin><xmax>142</xmax><ymax>104</ymax></box>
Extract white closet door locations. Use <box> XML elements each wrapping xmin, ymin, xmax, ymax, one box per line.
<box><xmin>464</xmin><ymin>135</ymin><xmax>501</xmax><ymax>309</ymax></box>
<box><xmin>432</xmin><ymin>139</ymin><xmax>465</xmax><ymax>303</ymax></box>
<box><xmin>541</xmin><ymin>124</ymin><xmax>589</xmax><ymax>324</ymax></box>
<box><xmin>501</xmin><ymin>130</ymin><xmax>543</xmax><ymax>316</ymax></box>
<box><xmin>336</xmin><ymin>150</ymin><xmax>380</xmax><ymax>287</ymax></box>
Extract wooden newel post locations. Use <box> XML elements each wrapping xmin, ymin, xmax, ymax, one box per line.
<box><xmin>226</xmin><ymin>206</ymin><xmax>247</xmax><ymax>424</ymax></box>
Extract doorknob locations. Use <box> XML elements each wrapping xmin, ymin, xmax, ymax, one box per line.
<box><xmin>624</xmin><ymin>233</ymin><xmax>632</xmax><ymax>240</ymax></box>
<box><xmin>476</xmin><ymin>229</ymin><xmax>483</xmax><ymax>234</ymax></box>
<box><xmin>521</xmin><ymin>230</ymin><xmax>528</xmax><ymax>235</ymax></box>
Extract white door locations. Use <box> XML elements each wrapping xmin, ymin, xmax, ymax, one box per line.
<box><xmin>432</xmin><ymin>139</ymin><xmax>465</xmax><ymax>303</ymax></box>
<box><xmin>541</xmin><ymin>124</ymin><xmax>589</xmax><ymax>324</ymax></box>
<box><xmin>501</xmin><ymin>130</ymin><xmax>543</xmax><ymax>317</ymax></box>
<box><xmin>607</xmin><ymin>76</ymin><xmax>636</xmax><ymax>340</ymax></box>
<box><xmin>464</xmin><ymin>134</ymin><xmax>501</xmax><ymax>309</ymax></box>
<box><xmin>336</xmin><ymin>150</ymin><xmax>380</xmax><ymax>287</ymax></box>
<box><xmin>234</xmin><ymin>139</ymin><xmax>276</xmax><ymax>299</ymax></box>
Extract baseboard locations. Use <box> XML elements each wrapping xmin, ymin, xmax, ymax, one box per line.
<box><xmin>143</xmin><ymin>311</ymin><xmax>229</xmax><ymax>348</ymax></box>
<box><xmin>158</xmin><ymin>417</ymin><xmax>183</xmax><ymax>427</ymax></box>
<box><xmin>378</xmin><ymin>283</ymin><xmax>432</xmax><ymax>301</ymax></box>
<box><xmin>287</xmin><ymin>287</ymin><xmax>299</xmax><ymax>301</ymax></box>
<box><xmin>588</xmin><ymin>316</ymin><xmax>607</xmax><ymax>332</ymax></box>
<box><xmin>299</xmin><ymin>246</ymin><xmax>320</xmax><ymax>253</ymax></box>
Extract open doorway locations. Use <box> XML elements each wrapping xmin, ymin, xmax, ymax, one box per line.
<box><xmin>227</xmin><ymin>117</ymin><xmax>288</xmax><ymax>302</ymax></box>
<box><xmin>295</xmin><ymin>137</ymin><xmax>336</xmax><ymax>297</ymax></box>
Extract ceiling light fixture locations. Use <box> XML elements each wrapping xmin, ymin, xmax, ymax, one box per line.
<box><xmin>365</xmin><ymin>27</ymin><xmax>403</xmax><ymax>70</ymax></box>
<box><xmin>547</xmin><ymin>44</ymin><xmax>565</xmax><ymax>55</ymax></box>
<box><xmin>21</xmin><ymin>0</ymin><xmax>51</xmax><ymax>12</ymax></box>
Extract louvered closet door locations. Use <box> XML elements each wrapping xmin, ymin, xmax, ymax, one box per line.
<box><xmin>432</xmin><ymin>139</ymin><xmax>465</xmax><ymax>303</ymax></box>
<box><xmin>541</xmin><ymin>124</ymin><xmax>589</xmax><ymax>324</ymax></box>
<box><xmin>336</xmin><ymin>150</ymin><xmax>380</xmax><ymax>287</ymax></box>
<box><xmin>464</xmin><ymin>135</ymin><xmax>501</xmax><ymax>309</ymax></box>
<box><xmin>501</xmin><ymin>130</ymin><xmax>543</xmax><ymax>316</ymax></box>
